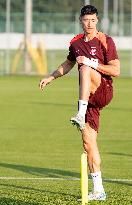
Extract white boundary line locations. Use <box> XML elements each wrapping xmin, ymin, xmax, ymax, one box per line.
<box><xmin>0</xmin><ymin>177</ymin><xmax>131</xmax><ymax>182</ymax></box>
<box><xmin>103</xmin><ymin>178</ymin><xmax>132</xmax><ymax>182</ymax></box>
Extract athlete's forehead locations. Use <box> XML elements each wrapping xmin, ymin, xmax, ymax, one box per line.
<box><xmin>81</xmin><ymin>14</ymin><xmax>97</xmax><ymax>20</ymax></box>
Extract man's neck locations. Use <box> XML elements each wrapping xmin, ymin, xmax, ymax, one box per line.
<box><xmin>84</xmin><ymin>30</ymin><xmax>98</xmax><ymax>42</ymax></box>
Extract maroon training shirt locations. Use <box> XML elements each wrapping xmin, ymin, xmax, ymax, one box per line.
<box><xmin>67</xmin><ymin>31</ymin><xmax>118</xmax><ymax>80</ymax></box>
<box><xmin>67</xmin><ymin>31</ymin><xmax>119</xmax><ymax>131</ymax></box>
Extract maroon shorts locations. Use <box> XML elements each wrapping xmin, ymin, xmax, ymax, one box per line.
<box><xmin>85</xmin><ymin>77</ymin><xmax>113</xmax><ymax>132</ymax></box>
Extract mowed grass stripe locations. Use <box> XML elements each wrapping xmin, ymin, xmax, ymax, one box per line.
<box><xmin>0</xmin><ymin>177</ymin><xmax>131</xmax><ymax>182</ymax></box>
<box><xmin>0</xmin><ymin>76</ymin><xmax>131</xmax><ymax>204</ymax></box>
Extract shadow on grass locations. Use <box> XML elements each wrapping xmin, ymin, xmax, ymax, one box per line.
<box><xmin>104</xmin><ymin>179</ymin><xmax>132</xmax><ymax>187</ymax></box>
<box><xmin>0</xmin><ymin>197</ymin><xmax>39</xmax><ymax>205</ymax></box>
<box><xmin>0</xmin><ymin>183</ymin><xmax>77</xmax><ymax>198</ymax></box>
<box><xmin>0</xmin><ymin>162</ymin><xmax>80</xmax><ymax>178</ymax></box>
<box><xmin>105</xmin><ymin>152</ymin><xmax>132</xmax><ymax>157</ymax></box>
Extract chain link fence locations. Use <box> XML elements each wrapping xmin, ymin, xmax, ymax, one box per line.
<box><xmin>0</xmin><ymin>11</ymin><xmax>132</xmax><ymax>35</ymax></box>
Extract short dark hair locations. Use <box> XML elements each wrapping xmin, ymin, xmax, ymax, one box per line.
<box><xmin>80</xmin><ymin>5</ymin><xmax>98</xmax><ymax>17</ymax></box>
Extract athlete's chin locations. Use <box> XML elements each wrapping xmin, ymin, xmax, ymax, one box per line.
<box><xmin>85</xmin><ymin>28</ymin><xmax>94</xmax><ymax>33</ymax></box>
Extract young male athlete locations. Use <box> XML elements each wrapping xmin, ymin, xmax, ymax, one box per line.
<box><xmin>39</xmin><ymin>5</ymin><xmax>120</xmax><ymax>200</ymax></box>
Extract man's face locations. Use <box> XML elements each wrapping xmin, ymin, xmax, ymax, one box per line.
<box><xmin>80</xmin><ymin>14</ymin><xmax>98</xmax><ymax>34</ymax></box>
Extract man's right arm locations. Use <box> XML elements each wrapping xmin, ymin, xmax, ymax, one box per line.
<box><xmin>39</xmin><ymin>59</ymin><xmax>75</xmax><ymax>90</ymax></box>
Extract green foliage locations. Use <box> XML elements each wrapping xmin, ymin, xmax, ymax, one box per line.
<box><xmin>0</xmin><ymin>0</ymin><xmax>131</xmax><ymax>13</ymax></box>
<box><xmin>0</xmin><ymin>0</ymin><xmax>131</xmax><ymax>34</ymax></box>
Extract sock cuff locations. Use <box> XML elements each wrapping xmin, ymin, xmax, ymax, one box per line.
<box><xmin>91</xmin><ymin>171</ymin><xmax>101</xmax><ymax>178</ymax></box>
<box><xmin>79</xmin><ymin>100</ymin><xmax>88</xmax><ymax>105</ymax></box>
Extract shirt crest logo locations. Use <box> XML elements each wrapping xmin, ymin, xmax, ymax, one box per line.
<box><xmin>75</xmin><ymin>49</ymin><xmax>80</xmax><ymax>54</ymax></box>
<box><xmin>90</xmin><ymin>47</ymin><xmax>96</xmax><ymax>56</ymax></box>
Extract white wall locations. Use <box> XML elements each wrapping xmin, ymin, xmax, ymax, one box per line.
<box><xmin>0</xmin><ymin>33</ymin><xmax>131</xmax><ymax>50</ymax></box>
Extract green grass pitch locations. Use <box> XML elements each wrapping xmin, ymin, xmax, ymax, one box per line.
<box><xmin>0</xmin><ymin>75</ymin><xmax>131</xmax><ymax>205</ymax></box>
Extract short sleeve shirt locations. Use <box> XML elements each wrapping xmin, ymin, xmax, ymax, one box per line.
<box><xmin>67</xmin><ymin>31</ymin><xmax>118</xmax><ymax>73</ymax></box>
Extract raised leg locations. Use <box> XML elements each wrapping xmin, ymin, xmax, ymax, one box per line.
<box><xmin>70</xmin><ymin>65</ymin><xmax>101</xmax><ymax>130</ymax></box>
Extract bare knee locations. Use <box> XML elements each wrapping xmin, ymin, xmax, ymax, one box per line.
<box><xmin>79</xmin><ymin>65</ymin><xmax>91</xmax><ymax>76</ymax></box>
<box><xmin>80</xmin><ymin>65</ymin><xmax>91</xmax><ymax>71</ymax></box>
<box><xmin>79</xmin><ymin>65</ymin><xmax>97</xmax><ymax>75</ymax></box>
<box><xmin>79</xmin><ymin>65</ymin><xmax>101</xmax><ymax>88</ymax></box>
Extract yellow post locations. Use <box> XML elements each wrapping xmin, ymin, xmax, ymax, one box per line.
<box><xmin>81</xmin><ymin>152</ymin><xmax>88</xmax><ymax>205</ymax></box>
<box><xmin>26</xmin><ymin>41</ymin><xmax>47</xmax><ymax>75</ymax></box>
<box><xmin>11</xmin><ymin>42</ymin><xmax>24</xmax><ymax>74</ymax></box>
<box><xmin>37</xmin><ymin>41</ymin><xmax>47</xmax><ymax>75</ymax></box>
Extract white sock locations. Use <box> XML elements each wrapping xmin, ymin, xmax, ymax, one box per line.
<box><xmin>91</xmin><ymin>171</ymin><xmax>104</xmax><ymax>193</ymax></box>
<box><xmin>78</xmin><ymin>100</ymin><xmax>88</xmax><ymax>117</ymax></box>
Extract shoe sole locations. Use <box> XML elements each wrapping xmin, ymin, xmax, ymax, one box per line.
<box><xmin>78</xmin><ymin>197</ymin><xmax>106</xmax><ymax>201</ymax></box>
<box><xmin>88</xmin><ymin>196</ymin><xmax>106</xmax><ymax>201</ymax></box>
<box><xmin>70</xmin><ymin>119</ymin><xmax>82</xmax><ymax>130</ymax></box>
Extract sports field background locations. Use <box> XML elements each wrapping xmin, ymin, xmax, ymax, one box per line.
<box><xmin>0</xmin><ymin>50</ymin><xmax>131</xmax><ymax>77</ymax></box>
<box><xmin>47</xmin><ymin>50</ymin><xmax>132</xmax><ymax>77</ymax></box>
<box><xmin>0</xmin><ymin>74</ymin><xmax>131</xmax><ymax>204</ymax></box>
<box><xmin>0</xmin><ymin>0</ymin><xmax>131</xmax><ymax>204</ymax></box>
